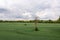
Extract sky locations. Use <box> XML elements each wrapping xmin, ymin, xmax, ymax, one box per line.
<box><xmin>0</xmin><ymin>0</ymin><xmax>60</xmax><ymax>20</ymax></box>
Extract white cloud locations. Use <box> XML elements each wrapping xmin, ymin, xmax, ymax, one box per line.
<box><xmin>36</xmin><ymin>9</ymin><xmax>58</xmax><ymax>20</ymax></box>
<box><xmin>22</xmin><ymin>12</ymin><xmax>31</xmax><ymax>18</ymax></box>
<box><xmin>36</xmin><ymin>10</ymin><xmax>47</xmax><ymax>18</ymax></box>
<box><xmin>0</xmin><ymin>0</ymin><xmax>60</xmax><ymax>20</ymax></box>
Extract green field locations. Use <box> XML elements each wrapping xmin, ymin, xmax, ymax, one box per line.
<box><xmin>0</xmin><ymin>23</ymin><xmax>60</xmax><ymax>40</ymax></box>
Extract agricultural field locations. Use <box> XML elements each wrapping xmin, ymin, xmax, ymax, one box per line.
<box><xmin>0</xmin><ymin>23</ymin><xmax>60</xmax><ymax>40</ymax></box>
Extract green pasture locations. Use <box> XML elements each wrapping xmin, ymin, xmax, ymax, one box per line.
<box><xmin>0</xmin><ymin>23</ymin><xmax>60</xmax><ymax>40</ymax></box>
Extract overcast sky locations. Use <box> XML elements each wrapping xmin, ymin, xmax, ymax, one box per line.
<box><xmin>0</xmin><ymin>0</ymin><xmax>60</xmax><ymax>20</ymax></box>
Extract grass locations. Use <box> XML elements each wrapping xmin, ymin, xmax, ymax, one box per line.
<box><xmin>0</xmin><ymin>23</ymin><xmax>60</xmax><ymax>40</ymax></box>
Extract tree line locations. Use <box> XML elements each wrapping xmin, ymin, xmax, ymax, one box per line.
<box><xmin>0</xmin><ymin>17</ymin><xmax>60</xmax><ymax>23</ymax></box>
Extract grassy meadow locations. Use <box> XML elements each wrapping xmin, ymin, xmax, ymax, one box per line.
<box><xmin>0</xmin><ymin>23</ymin><xmax>60</xmax><ymax>40</ymax></box>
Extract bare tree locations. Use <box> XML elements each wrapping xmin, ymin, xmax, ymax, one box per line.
<box><xmin>34</xmin><ymin>16</ymin><xmax>39</xmax><ymax>31</ymax></box>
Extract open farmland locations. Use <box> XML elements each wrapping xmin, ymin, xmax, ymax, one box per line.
<box><xmin>0</xmin><ymin>23</ymin><xmax>60</xmax><ymax>40</ymax></box>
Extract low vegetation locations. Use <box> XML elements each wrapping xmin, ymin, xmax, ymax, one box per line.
<box><xmin>0</xmin><ymin>23</ymin><xmax>60</xmax><ymax>40</ymax></box>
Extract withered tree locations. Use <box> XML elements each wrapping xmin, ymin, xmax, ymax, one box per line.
<box><xmin>34</xmin><ymin>17</ymin><xmax>39</xmax><ymax>31</ymax></box>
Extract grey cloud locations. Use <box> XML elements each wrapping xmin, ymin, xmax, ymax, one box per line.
<box><xmin>0</xmin><ymin>8</ymin><xmax>9</xmax><ymax>13</ymax></box>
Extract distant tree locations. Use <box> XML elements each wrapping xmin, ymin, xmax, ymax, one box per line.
<box><xmin>0</xmin><ymin>20</ymin><xmax>3</xmax><ymax>22</ymax></box>
<box><xmin>57</xmin><ymin>16</ymin><xmax>60</xmax><ymax>23</ymax></box>
<box><xmin>58</xmin><ymin>16</ymin><xmax>60</xmax><ymax>21</ymax></box>
<box><xmin>48</xmin><ymin>19</ymin><xmax>53</xmax><ymax>23</ymax></box>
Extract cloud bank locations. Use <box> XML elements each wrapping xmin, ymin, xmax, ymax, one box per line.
<box><xmin>0</xmin><ymin>0</ymin><xmax>60</xmax><ymax>20</ymax></box>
